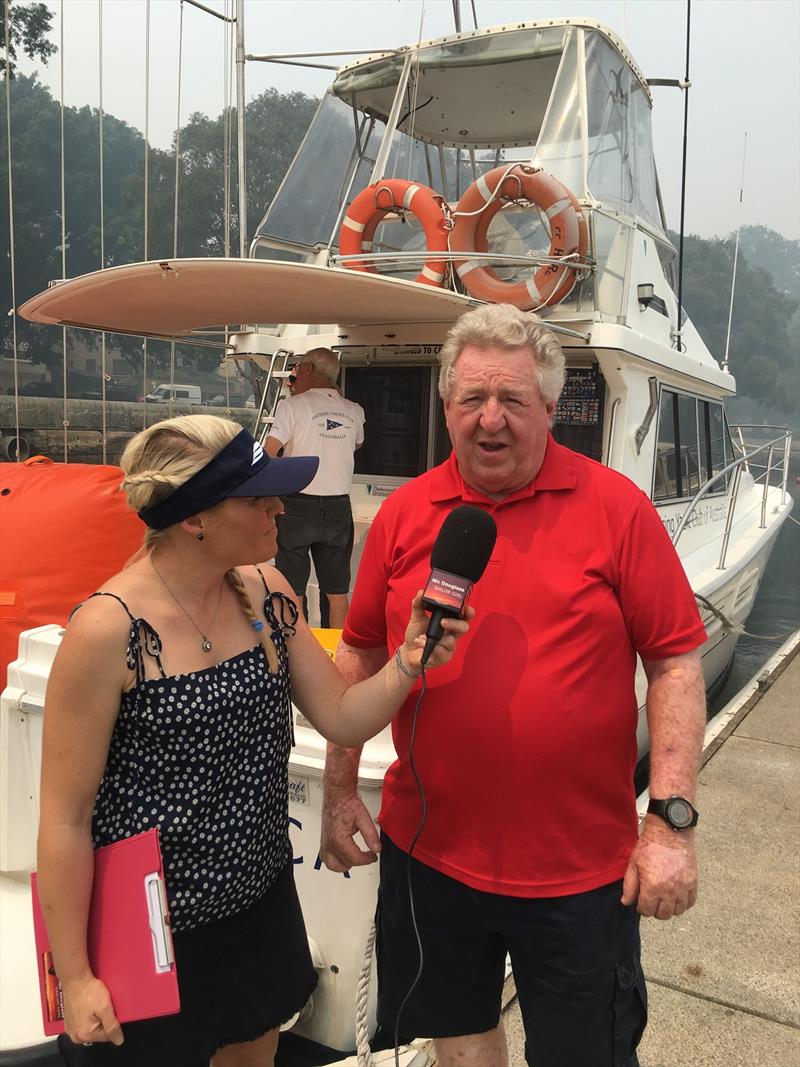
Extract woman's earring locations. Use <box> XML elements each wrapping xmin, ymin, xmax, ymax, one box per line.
<box><xmin>196</xmin><ymin>531</ymin><xmax>205</xmax><ymax>542</ymax></box>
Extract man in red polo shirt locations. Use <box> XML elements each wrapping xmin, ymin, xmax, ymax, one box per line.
<box><xmin>321</xmin><ymin>304</ymin><xmax>706</xmax><ymax>1067</ymax></box>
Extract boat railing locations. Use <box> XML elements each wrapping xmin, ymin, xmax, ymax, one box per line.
<box><xmin>332</xmin><ymin>250</ymin><xmax>592</xmax><ymax>271</ymax></box>
<box><xmin>730</xmin><ymin>422</ymin><xmax>792</xmax><ymax>476</ymax></box>
<box><xmin>672</xmin><ymin>429</ymin><xmax>793</xmax><ymax>569</ymax></box>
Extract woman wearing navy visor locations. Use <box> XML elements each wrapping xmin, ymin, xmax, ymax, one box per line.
<box><xmin>37</xmin><ymin>415</ymin><xmax>471</xmax><ymax>1066</ymax></box>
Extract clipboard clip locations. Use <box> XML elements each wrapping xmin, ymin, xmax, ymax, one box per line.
<box><xmin>144</xmin><ymin>872</ymin><xmax>175</xmax><ymax>974</ymax></box>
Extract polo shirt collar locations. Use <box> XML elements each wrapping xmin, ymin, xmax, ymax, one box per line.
<box><xmin>429</xmin><ymin>434</ymin><xmax>578</xmax><ymax>506</ymax></box>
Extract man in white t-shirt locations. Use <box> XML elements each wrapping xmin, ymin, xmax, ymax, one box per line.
<box><xmin>265</xmin><ymin>348</ymin><xmax>365</xmax><ymax>628</ymax></box>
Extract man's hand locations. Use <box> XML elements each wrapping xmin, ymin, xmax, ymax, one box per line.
<box><xmin>320</xmin><ymin>787</ymin><xmax>380</xmax><ymax>872</ymax></box>
<box><xmin>621</xmin><ymin>817</ymin><xmax>698</xmax><ymax>919</ymax></box>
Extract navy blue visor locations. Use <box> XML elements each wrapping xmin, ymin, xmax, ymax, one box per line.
<box><xmin>138</xmin><ymin>428</ymin><xmax>318</xmax><ymax>530</ymax></box>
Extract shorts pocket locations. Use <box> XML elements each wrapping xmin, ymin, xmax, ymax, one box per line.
<box><xmin>613</xmin><ymin>956</ymin><xmax>648</xmax><ymax>1067</ymax></box>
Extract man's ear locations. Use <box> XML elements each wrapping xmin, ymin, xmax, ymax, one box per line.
<box><xmin>546</xmin><ymin>400</ymin><xmax>556</xmax><ymax>426</ymax></box>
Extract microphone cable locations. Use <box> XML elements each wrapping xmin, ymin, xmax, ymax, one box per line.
<box><xmin>393</xmin><ymin>665</ymin><xmax>429</xmax><ymax>1067</ymax></box>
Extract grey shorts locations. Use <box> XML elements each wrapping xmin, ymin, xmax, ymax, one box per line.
<box><xmin>275</xmin><ymin>493</ymin><xmax>354</xmax><ymax>596</ymax></box>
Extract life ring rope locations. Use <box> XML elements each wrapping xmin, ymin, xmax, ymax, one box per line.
<box><xmin>448</xmin><ymin>164</ymin><xmax>588</xmax><ymax>311</ymax></box>
<box><xmin>339</xmin><ymin>178</ymin><xmax>452</xmax><ymax>288</ymax></box>
<box><xmin>339</xmin><ymin>167</ymin><xmax>589</xmax><ymax>305</ymax></box>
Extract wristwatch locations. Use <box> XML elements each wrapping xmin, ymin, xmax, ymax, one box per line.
<box><xmin>647</xmin><ymin>795</ymin><xmax>699</xmax><ymax>831</ymax></box>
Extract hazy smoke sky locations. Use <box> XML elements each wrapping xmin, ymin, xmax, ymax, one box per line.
<box><xmin>16</xmin><ymin>0</ymin><xmax>800</xmax><ymax>241</ymax></box>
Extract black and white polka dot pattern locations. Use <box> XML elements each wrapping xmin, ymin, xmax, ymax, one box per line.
<box><xmin>90</xmin><ymin>594</ymin><xmax>293</xmax><ymax>933</ymax></box>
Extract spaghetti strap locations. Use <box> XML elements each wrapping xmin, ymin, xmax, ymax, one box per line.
<box><xmin>73</xmin><ymin>591</ymin><xmax>166</xmax><ymax>683</ymax></box>
<box><xmin>85</xmin><ymin>590</ymin><xmax>136</xmax><ymax>619</ymax></box>
<box><xmin>254</xmin><ymin>566</ymin><xmax>298</xmax><ymax>639</ymax></box>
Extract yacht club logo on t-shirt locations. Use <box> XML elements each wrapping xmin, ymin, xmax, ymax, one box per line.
<box><xmin>311</xmin><ymin>408</ymin><xmax>354</xmax><ymax>440</ymax></box>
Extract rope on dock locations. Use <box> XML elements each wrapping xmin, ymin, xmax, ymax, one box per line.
<box><xmin>355</xmin><ymin>921</ymin><xmax>376</xmax><ymax>1067</ymax></box>
<box><xmin>695</xmin><ymin>591</ymin><xmax>800</xmax><ymax>643</ymax></box>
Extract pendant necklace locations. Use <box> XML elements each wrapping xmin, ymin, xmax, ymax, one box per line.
<box><xmin>151</xmin><ymin>557</ymin><xmax>225</xmax><ymax>654</ymax></box>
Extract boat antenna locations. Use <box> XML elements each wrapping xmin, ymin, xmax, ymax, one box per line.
<box><xmin>141</xmin><ymin>0</ymin><xmax>151</xmax><ymax>427</ymax></box>
<box><xmin>98</xmin><ymin>0</ymin><xmax>108</xmax><ymax>461</ymax></box>
<box><xmin>723</xmin><ymin>132</ymin><xmax>747</xmax><ymax>373</ymax></box>
<box><xmin>672</xmin><ymin>0</ymin><xmax>691</xmax><ymax>353</ymax></box>
<box><xmin>3</xmin><ymin>0</ymin><xmax>21</xmax><ymax>460</ymax></box>
<box><xmin>167</xmin><ymin>0</ymin><xmax>185</xmax><ymax>416</ymax></box>
<box><xmin>59</xmin><ymin>0</ymin><xmax>68</xmax><ymax>458</ymax></box>
<box><xmin>470</xmin><ymin>1</ymin><xmax>478</xmax><ymax>29</ymax></box>
<box><xmin>235</xmin><ymin>0</ymin><xmax>247</xmax><ymax>257</ymax></box>
<box><xmin>451</xmin><ymin>0</ymin><xmax>461</xmax><ymax>32</ymax></box>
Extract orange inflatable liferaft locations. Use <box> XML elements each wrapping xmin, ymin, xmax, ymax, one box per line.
<box><xmin>0</xmin><ymin>460</ymin><xmax>144</xmax><ymax>688</ymax></box>
<box><xmin>450</xmin><ymin>164</ymin><xmax>586</xmax><ymax>310</ymax></box>
<box><xmin>339</xmin><ymin>179</ymin><xmax>450</xmax><ymax>287</ymax></box>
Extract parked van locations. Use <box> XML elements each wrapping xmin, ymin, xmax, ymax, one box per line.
<box><xmin>144</xmin><ymin>383</ymin><xmax>203</xmax><ymax>405</ymax></box>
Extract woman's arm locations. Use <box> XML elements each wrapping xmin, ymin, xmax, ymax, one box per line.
<box><xmin>247</xmin><ymin>566</ymin><xmax>471</xmax><ymax>747</ymax></box>
<box><xmin>37</xmin><ymin>598</ymin><xmax>131</xmax><ymax>1045</ymax></box>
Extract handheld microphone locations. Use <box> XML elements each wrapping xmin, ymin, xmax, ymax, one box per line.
<box><xmin>420</xmin><ymin>504</ymin><xmax>497</xmax><ymax>667</ymax></box>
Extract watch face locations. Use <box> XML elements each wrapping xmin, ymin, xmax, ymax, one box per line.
<box><xmin>666</xmin><ymin>797</ymin><xmax>694</xmax><ymax>828</ymax></box>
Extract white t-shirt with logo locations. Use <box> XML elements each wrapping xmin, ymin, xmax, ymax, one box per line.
<box><xmin>270</xmin><ymin>387</ymin><xmax>365</xmax><ymax>496</ymax></box>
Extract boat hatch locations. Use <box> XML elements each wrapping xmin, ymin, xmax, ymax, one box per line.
<box><xmin>341</xmin><ymin>357</ymin><xmax>608</xmax><ymax>484</ymax></box>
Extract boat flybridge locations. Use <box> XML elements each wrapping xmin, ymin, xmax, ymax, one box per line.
<box><xmin>6</xmin><ymin>17</ymin><xmax>793</xmax><ymax>1061</ymax></box>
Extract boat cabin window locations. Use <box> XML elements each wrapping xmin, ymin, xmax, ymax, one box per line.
<box><xmin>653</xmin><ymin>390</ymin><xmax>729</xmax><ymax>502</ymax></box>
<box><xmin>551</xmin><ymin>366</ymin><xmax>606</xmax><ymax>462</ymax></box>
<box><xmin>345</xmin><ymin>366</ymin><xmax>432</xmax><ymax>478</ymax></box>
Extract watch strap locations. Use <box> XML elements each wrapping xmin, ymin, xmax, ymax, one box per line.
<box><xmin>647</xmin><ymin>795</ymin><xmax>699</xmax><ymax>830</ymax></box>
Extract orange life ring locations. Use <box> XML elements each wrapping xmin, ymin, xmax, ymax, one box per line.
<box><xmin>340</xmin><ymin>179</ymin><xmax>450</xmax><ymax>288</ymax></box>
<box><xmin>450</xmin><ymin>165</ymin><xmax>586</xmax><ymax>310</ymax></box>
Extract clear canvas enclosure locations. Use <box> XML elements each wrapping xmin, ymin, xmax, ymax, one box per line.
<box><xmin>254</xmin><ymin>21</ymin><xmax>670</xmax><ymax>317</ymax></box>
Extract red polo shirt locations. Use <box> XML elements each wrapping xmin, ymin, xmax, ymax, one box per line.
<box><xmin>343</xmin><ymin>437</ymin><xmax>706</xmax><ymax>897</ymax></box>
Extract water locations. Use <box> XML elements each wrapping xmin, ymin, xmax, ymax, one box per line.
<box><xmin>710</xmin><ymin>473</ymin><xmax>800</xmax><ymax>713</ymax></box>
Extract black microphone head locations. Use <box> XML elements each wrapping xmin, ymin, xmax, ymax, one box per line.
<box><xmin>430</xmin><ymin>505</ymin><xmax>497</xmax><ymax>582</ymax></box>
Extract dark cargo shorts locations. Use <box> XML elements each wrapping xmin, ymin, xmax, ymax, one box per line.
<box><xmin>275</xmin><ymin>493</ymin><xmax>354</xmax><ymax>596</ymax></box>
<box><xmin>376</xmin><ymin>832</ymin><xmax>647</xmax><ymax>1067</ymax></box>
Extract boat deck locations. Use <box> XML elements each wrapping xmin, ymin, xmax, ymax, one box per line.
<box><xmin>504</xmin><ymin>636</ymin><xmax>800</xmax><ymax>1066</ymax></box>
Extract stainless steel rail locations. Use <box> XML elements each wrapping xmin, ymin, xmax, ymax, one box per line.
<box><xmin>671</xmin><ymin>429</ymin><xmax>793</xmax><ymax>569</ymax></box>
<box><xmin>332</xmin><ymin>250</ymin><xmax>594</xmax><ymax>270</ymax></box>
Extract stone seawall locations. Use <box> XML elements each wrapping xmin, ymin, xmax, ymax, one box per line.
<box><xmin>0</xmin><ymin>397</ymin><xmax>253</xmax><ymax>464</ymax></box>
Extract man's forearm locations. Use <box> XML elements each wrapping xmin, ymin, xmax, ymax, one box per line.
<box><xmin>644</xmin><ymin>650</ymin><xmax>706</xmax><ymax>801</ymax></box>
<box><xmin>325</xmin><ymin>640</ymin><xmax>388</xmax><ymax>792</ymax></box>
<box><xmin>323</xmin><ymin>741</ymin><xmax>363</xmax><ymax>793</ymax></box>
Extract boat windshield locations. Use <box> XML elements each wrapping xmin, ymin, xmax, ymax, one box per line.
<box><xmin>584</xmin><ymin>32</ymin><xmax>661</xmax><ymax>230</ymax></box>
<box><xmin>255</xmin><ymin>23</ymin><xmax>664</xmax><ymax>259</ymax></box>
<box><xmin>256</xmin><ymin>26</ymin><xmax>569</xmax><ymax>251</ymax></box>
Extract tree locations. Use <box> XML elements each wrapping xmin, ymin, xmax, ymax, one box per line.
<box><xmin>1</xmin><ymin>74</ymin><xmax>318</xmax><ymax>389</ymax></box>
<box><xmin>672</xmin><ymin>231</ymin><xmax>799</xmax><ymax>423</ymax></box>
<box><xmin>0</xmin><ymin>74</ymin><xmax>148</xmax><ymax>376</ymax></box>
<box><xmin>0</xmin><ymin>0</ymin><xmax>56</xmax><ymax>77</ymax></box>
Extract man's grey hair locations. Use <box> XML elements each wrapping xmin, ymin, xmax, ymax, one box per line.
<box><xmin>303</xmin><ymin>347</ymin><xmax>340</xmax><ymax>385</ymax></box>
<box><xmin>438</xmin><ymin>304</ymin><xmax>566</xmax><ymax>405</ymax></box>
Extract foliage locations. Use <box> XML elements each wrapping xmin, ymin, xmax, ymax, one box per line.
<box><xmin>0</xmin><ymin>74</ymin><xmax>316</xmax><ymax>384</ymax></box>
<box><xmin>1</xmin><ymin>67</ymin><xmax>795</xmax><ymax>422</ymax></box>
<box><xmin>670</xmin><ymin>230</ymin><xmax>799</xmax><ymax>424</ymax></box>
<box><xmin>739</xmin><ymin>224</ymin><xmax>800</xmax><ymax>345</ymax></box>
<box><xmin>0</xmin><ymin>0</ymin><xmax>56</xmax><ymax>78</ymax></box>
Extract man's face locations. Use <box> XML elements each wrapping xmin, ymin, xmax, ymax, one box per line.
<box><xmin>444</xmin><ymin>345</ymin><xmax>554</xmax><ymax>500</ymax></box>
<box><xmin>288</xmin><ymin>360</ymin><xmax>313</xmax><ymax>395</ymax></box>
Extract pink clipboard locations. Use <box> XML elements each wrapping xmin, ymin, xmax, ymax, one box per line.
<box><xmin>31</xmin><ymin>828</ymin><xmax>180</xmax><ymax>1035</ymax></box>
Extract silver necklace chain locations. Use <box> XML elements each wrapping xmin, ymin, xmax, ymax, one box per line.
<box><xmin>151</xmin><ymin>556</ymin><xmax>225</xmax><ymax>654</ymax></box>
